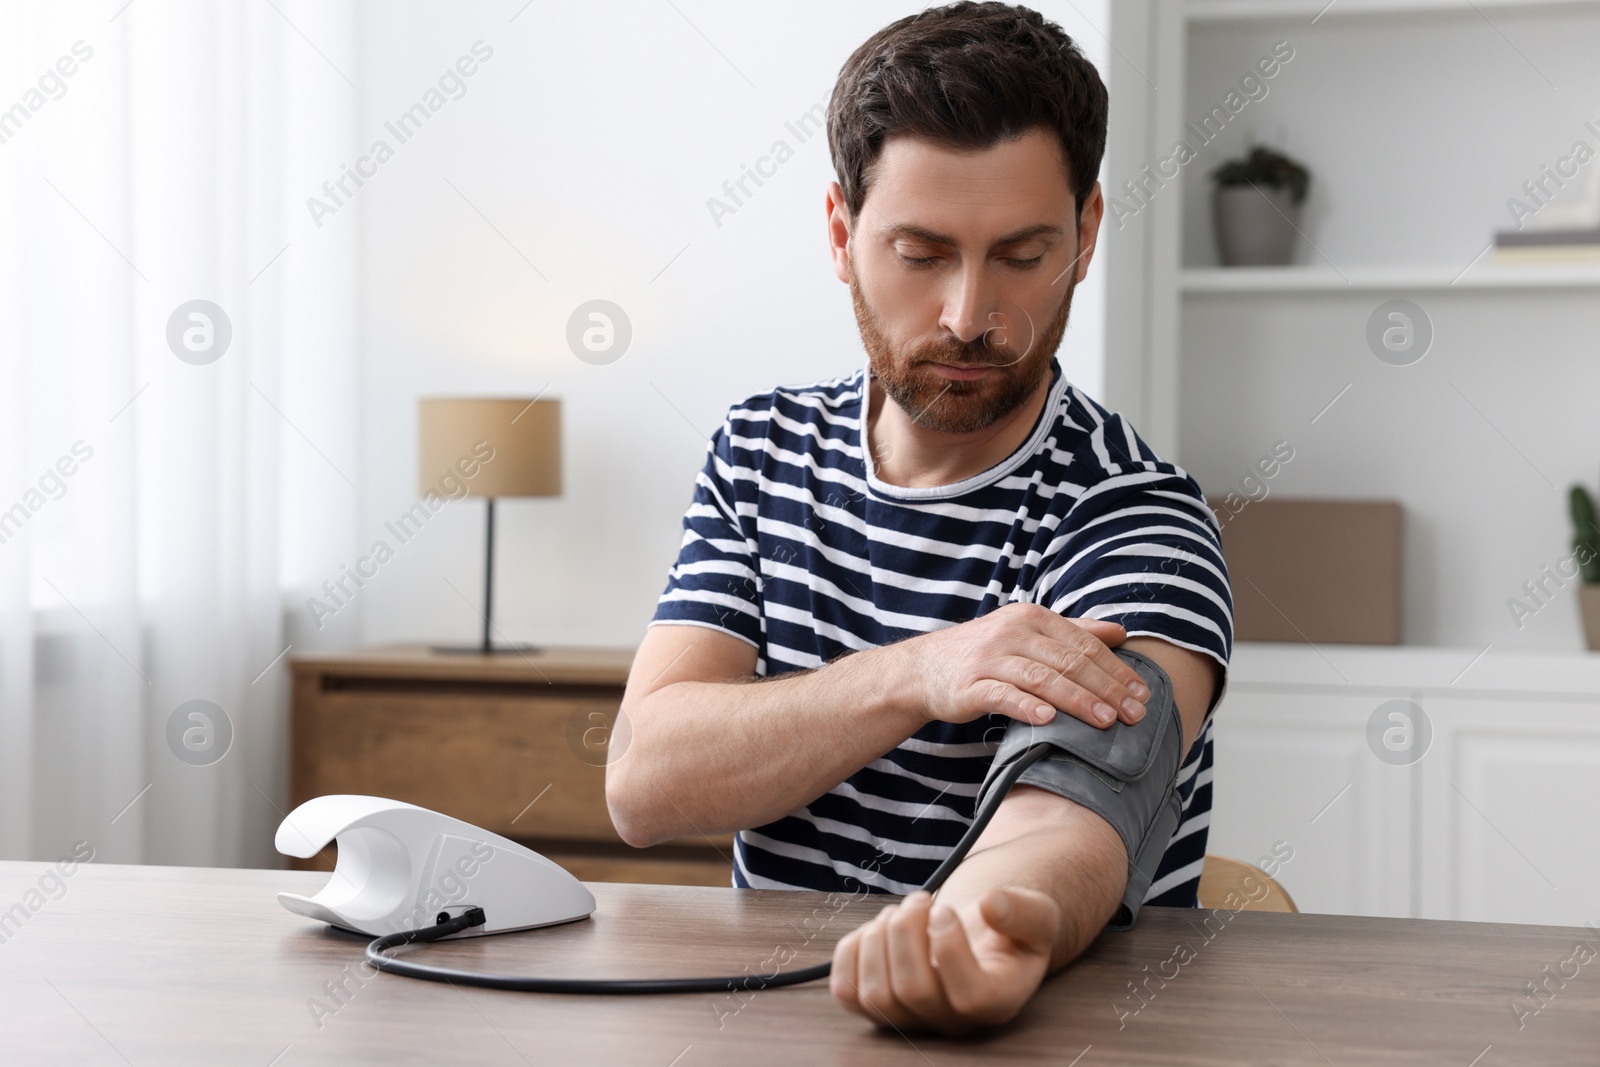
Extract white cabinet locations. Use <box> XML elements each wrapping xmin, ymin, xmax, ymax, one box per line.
<box><xmin>1212</xmin><ymin>643</ymin><xmax>1600</xmax><ymax>925</ymax></box>
<box><xmin>1207</xmin><ymin>688</ymin><xmax>1414</xmax><ymax>918</ymax></box>
<box><xmin>1417</xmin><ymin>697</ymin><xmax>1600</xmax><ymax>927</ymax></box>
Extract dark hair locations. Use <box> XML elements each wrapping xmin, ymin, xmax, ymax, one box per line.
<box><xmin>827</xmin><ymin>2</ymin><xmax>1108</xmax><ymax>223</ymax></box>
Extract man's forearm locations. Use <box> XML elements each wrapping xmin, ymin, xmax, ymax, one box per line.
<box><xmin>609</xmin><ymin>642</ymin><xmax>928</xmax><ymax>846</ymax></box>
<box><xmin>612</xmin><ymin>609</ymin><xmax>1159</xmax><ymax>855</ymax></box>
<box><xmin>931</xmin><ymin>790</ymin><xmax>1128</xmax><ymax>971</ymax></box>
<box><xmin>914</xmin><ymin>639</ymin><xmax>1214</xmax><ymax>979</ymax></box>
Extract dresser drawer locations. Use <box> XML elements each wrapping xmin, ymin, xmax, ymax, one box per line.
<box><xmin>287</xmin><ymin>647</ymin><xmax>732</xmax><ymax>886</ymax></box>
<box><xmin>294</xmin><ymin>682</ymin><xmax>625</xmax><ymax>841</ymax></box>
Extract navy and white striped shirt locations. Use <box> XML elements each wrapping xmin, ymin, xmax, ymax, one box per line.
<box><xmin>651</xmin><ymin>357</ymin><xmax>1233</xmax><ymax>910</ymax></box>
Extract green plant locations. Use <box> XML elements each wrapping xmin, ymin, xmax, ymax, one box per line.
<box><xmin>1570</xmin><ymin>483</ymin><xmax>1600</xmax><ymax>583</ymax></box>
<box><xmin>1210</xmin><ymin>144</ymin><xmax>1311</xmax><ymax>205</ymax></box>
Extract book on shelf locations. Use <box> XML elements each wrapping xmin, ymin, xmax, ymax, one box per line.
<box><xmin>1493</xmin><ymin>224</ymin><xmax>1600</xmax><ymax>264</ymax></box>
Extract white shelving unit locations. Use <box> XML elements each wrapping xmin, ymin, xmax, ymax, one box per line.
<box><xmin>1186</xmin><ymin>0</ymin><xmax>1600</xmax><ymax>23</ymax></box>
<box><xmin>1182</xmin><ymin>262</ymin><xmax>1600</xmax><ymax>292</ymax></box>
<box><xmin>1103</xmin><ymin>0</ymin><xmax>1600</xmax><ymax>452</ymax></box>
<box><xmin>1102</xmin><ymin>0</ymin><xmax>1600</xmax><ymax>925</ymax></box>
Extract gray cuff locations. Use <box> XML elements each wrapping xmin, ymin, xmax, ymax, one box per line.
<box><xmin>974</xmin><ymin>647</ymin><xmax>1185</xmax><ymax>931</ymax></box>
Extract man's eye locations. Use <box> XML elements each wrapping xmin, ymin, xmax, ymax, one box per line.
<box><xmin>899</xmin><ymin>253</ymin><xmax>940</xmax><ymax>267</ymax></box>
<box><xmin>1003</xmin><ymin>255</ymin><xmax>1044</xmax><ymax>269</ymax></box>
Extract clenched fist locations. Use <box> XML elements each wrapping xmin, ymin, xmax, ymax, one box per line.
<box><xmin>830</xmin><ymin>886</ymin><xmax>1063</xmax><ymax>1033</ymax></box>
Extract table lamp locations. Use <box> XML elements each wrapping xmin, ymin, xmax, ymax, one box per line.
<box><xmin>417</xmin><ymin>397</ymin><xmax>561</xmax><ymax>654</ymax></box>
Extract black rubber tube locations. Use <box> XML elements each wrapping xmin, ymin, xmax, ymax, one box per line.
<box><xmin>365</xmin><ymin>743</ymin><xmax>1053</xmax><ymax>994</ymax></box>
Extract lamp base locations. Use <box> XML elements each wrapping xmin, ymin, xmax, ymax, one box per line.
<box><xmin>429</xmin><ymin>643</ymin><xmax>541</xmax><ymax>656</ymax></box>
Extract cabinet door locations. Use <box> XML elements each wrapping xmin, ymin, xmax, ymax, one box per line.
<box><xmin>295</xmin><ymin>681</ymin><xmax>626</xmax><ymax>842</ymax></box>
<box><xmin>1417</xmin><ymin>697</ymin><xmax>1600</xmax><ymax>926</ymax></box>
<box><xmin>1206</xmin><ymin>688</ymin><xmax>1415</xmax><ymax>918</ymax></box>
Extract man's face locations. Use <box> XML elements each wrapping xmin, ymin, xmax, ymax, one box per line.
<box><xmin>831</xmin><ymin>127</ymin><xmax>1101</xmax><ymax>434</ymax></box>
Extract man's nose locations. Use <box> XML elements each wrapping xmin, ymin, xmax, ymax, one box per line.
<box><xmin>938</xmin><ymin>263</ymin><xmax>997</xmax><ymax>346</ymax></box>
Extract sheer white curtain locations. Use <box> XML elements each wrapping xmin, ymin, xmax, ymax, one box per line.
<box><xmin>0</xmin><ymin>1</ymin><xmax>360</xmax><ymax>867</ymax></box>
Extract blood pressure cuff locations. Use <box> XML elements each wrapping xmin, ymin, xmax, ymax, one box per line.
<box><xmin>974</xmin><ymin>647</ymin><xmax>1185</xmax><ymax>932</ymax></box>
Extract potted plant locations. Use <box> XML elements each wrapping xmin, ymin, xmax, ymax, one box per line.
<box><xmin>1570</xmin><ymin>483</ymin><xmax>1600</xmax><ymax>651</ymax></box>
<box><xmin>1210</xmin><ymin>144</ymin><xmax>1311</xmax><ymax>267</ymax></box>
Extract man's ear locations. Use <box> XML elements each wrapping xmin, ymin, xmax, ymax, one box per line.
<box><xmin>1072</xmin><ymin>181</ymin><xmax>1104</xmax><ymax>285</ymax></box>
<box><xmin>826</xmin><ymin>180</ymin><xmax>853</xmax><ymax>284</ymax></box>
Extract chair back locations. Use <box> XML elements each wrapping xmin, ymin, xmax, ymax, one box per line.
<box><xmin>1197</xmin><ymin>854</ymin><xmax>1298</xmax><ymax>912</ymax></box>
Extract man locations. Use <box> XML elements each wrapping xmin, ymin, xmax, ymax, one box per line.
<box><xmin>606</xmin><ymin>1</ymin><xmax>1233</xmax><ymax>1033</ymax></box>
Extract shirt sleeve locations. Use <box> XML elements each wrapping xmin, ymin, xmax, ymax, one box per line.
<box><xmin>649</xmin><ymin>414</ymin><xmax>764</xmax><ymax>649</ymax></box>
<box><xmin>1035</xmin><ymin>435</ymin><xmax>1234</xmax><ymax>716</ymax></box>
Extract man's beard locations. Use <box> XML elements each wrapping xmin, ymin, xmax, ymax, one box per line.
<box><xmin>850</xmin><ymin>262</ymin><xmax>1076</xmax><ymax>435</ymax></box>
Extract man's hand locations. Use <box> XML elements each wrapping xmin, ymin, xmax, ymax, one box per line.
<box><xmin>902</xmin><ymin>602</ymin><xmax>1151</xmax><ymax>730</ymax></box>
<box><xmin>830</xmin><ymin>887</ymin><xmax>1061</xmax><ymax>1033</ymax></box>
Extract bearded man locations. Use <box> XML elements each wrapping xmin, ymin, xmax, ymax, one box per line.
<box><xmin>607</xmin><ymin>1</ymin><xmax>1234</xmax><ymax>1032</ymax></box>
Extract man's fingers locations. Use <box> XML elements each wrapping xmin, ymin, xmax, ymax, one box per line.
<box><xmin>924</xmin><ymin>902</ymin><xmax>989</xmax><ymax>1018</ymax></box>
<box><xmin>1015</xmin><ymin>636</ymin><xmax>1146</xmax><ymax>725</ymax></box>
<box><xmin>968</xmin><ymin>678</ymin><xmax>1061</xmax><ymax>726</ymax></box>
<box><xmin>990</xmin><ymin>655</ymin><xmax>1110</xmax><ymax>727</ymax></box>
<box><xmin>1074</xmin><ymin>617</ymin><xmax>1127</xmax><ymax>639</ymax></box>
<box><xmin>979</xmin><ymin>886</ymin><xmax>1061</xmax><ymax>955</ymax></box>
<box><xmin>989</xmin><ymin>654</ymin><xmax>1133</xmax><ymax>729</ymax></box>
<box><xmin>829</xmin><ymin>927</ymin><xmax>864</xmax><ymax>1015</ymax></box>
<box><xmin>831</xmin><ymin>893</ymin><xmax>1057</xmax><ymax>1033</ymax></box>
<box><xmin>854</xmin><ymin>908</ymin><xmax>912</xmax><ymax>1028</ymax></box>
<box><xmin>1031</xmin><ymin>612</ymin><xmax>1151</xmax><ymax>712</ymax></box>
<box><xmin>1063</xmin><ymin>622</ymin><xmax>1150</xmax><ymax>703</ymax></box>
<box><xmin>884</xmin><ymin>892</ymin><xmax>949</xmax><ymax>1019</ymax></box>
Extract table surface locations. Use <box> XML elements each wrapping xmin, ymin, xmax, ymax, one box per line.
<box><xmin>289</xmin><ymin>644</ymin><xmax>635</xmax><ymax>685</ymax></box>
<box><xmin>1</xmin><ymin>861</ymin><xmax>1596</xmax><ymax>1066</ymax></box>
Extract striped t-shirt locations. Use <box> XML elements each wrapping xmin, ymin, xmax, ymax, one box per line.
<box><xmin>650</xmin><ymin>357</ymin><xmax>1234</xmax><ymax>910</ymax></box>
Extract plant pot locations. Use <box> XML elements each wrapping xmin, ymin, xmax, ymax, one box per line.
<box><xmin>1579</xmin><ymin>584</ymin><xmax>1600</xmax><ymax>652</ymax></box>
<box><xmin>1213</xmin><ymin>185</ymin><xmax>1301</xmax><ymax>267</ymax></box>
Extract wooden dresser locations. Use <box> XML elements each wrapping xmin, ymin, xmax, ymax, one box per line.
<box><xmin>287</xmin><ymin>645</ymin><xmax>732</xmax><ymax>886</ymax></box>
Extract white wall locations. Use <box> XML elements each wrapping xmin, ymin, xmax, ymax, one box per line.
<box><xmin>338</xmin><ymin>1</ymin><xmax>1112</xmax><ymax>650</ymax></box>
<box><xmin>1181</xmin><ymin>10</ymin><xmax>1600</xmax><ymax>269</ymax></box>
<box><xmin>1181</xmin><ymin>288</ymin><xmax>1600</xmax><ymax>650</ymax></box>
<box><xmin>1172</xmin><ymin>8</ymin><xmax>1600</xmax><ymax>650</ymax></box>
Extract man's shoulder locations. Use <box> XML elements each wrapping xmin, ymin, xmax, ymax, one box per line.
<box><xmin>1045</xmin><ymin>382</ymin><xmax>1218</xmax><ymax>530</ymax></box>
<box><xmin>719</xmin><ymin>368</ymin><xmax>866</xmax><ymax>446</ymax></box>
<box><xmin>1048</xmin><ymin>380</ymin><xmax>1166</xmax><ymax>476</ymax></box>
<box><xmin>724</xmin><ymin>369</ymin><xmax>864</xmax><ymax>421</ymax></box>
<box><xmin>704</xmin><ymin>370</ymin><xmax>866</xmax><ymax>498</ymax></box>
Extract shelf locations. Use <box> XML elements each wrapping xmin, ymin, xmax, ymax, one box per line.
<box><xmin>1186</xmin><ymin>0</ymin><xmax>1600</xmax><ymax>24</ymax></box>
<box><xmin>1181</xmin><ymin>262</ymin><xmax>1600</xmax><ymax>293</ymax></box>
<box><xmin>1229</xmin><ymin>641</ymin><xmax>1600</xmax><ymax>696</ymax></box>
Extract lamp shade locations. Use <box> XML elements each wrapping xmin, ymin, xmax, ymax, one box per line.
<box><xmin>417</xmin><ymin>397</ymin><xmax>561</xmax><ymax>499</ymax></box>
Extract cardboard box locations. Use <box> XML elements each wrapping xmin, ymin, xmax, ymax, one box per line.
<box><xmin>1207</xmin><ymin>497</ymin><xmax>1403</xmax><ymax>645</ymax></box>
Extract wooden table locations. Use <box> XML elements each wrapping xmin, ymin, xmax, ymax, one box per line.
<box><xmin>1</xmin><ymin>861</ymin><xmax>1595</xmax><ymax>1065</ymax></box>
<box><xmin>290</xmin><ymin>645</ymin><xmax>732</xmax><ymax>886</ymax></box>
